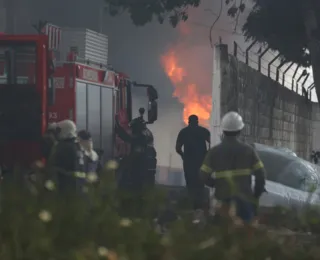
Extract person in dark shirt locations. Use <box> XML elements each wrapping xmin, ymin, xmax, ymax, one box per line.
<box><xmin>176</xmin><ymin>115</ymin><xmax>210</xmax><ymax>214</ymax></box>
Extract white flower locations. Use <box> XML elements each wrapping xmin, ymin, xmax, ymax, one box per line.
<box><xmin>87</xmin><ymin>172</ymin><xmax>98</xmax><ymax>183</ymax></box>
<box><xmin>105</xmin><ymin>160</ymin><xmax>119</xmax><ymax>170</ymax></box>
<box><xmin>232</xmin><ymin>217</ymin><xmax>244</xmax><ymax>226</ymax></box>
<box><xmin>160</xmin><ymin>233</ymin><xmax>172</xmax><ymax>246</ymax></box>
<box><xmin>251</xmin><ymin>219</ymin><xmax>259</xmax><ymax>228</ymax></box>
<box><xmin>213</xmin><ymin>199</ymin><xmax>222</xmax><ymax>209</ymax></box>
<box><xmin>82</xmin><ymin>186</ymin><xmax>89</xmax><ymax>193</ymax></box>
<box><xmin>39</xmin><ymin>210</ymin><xmax>52</xmax><ymax>222</ymax></box>
<box><xmin>34</xmin><ymin>160</ymin><xmax>44</xmax><ymax>168</ymax></box>
<box><xmin>228</xmin><ymin>202</ymin><xmax>237</xmax><ymax>217</ymax></box>
<box><xmin>44</xmin><ymin>180</ymin><xmax>56</xmax><ymax>191</ymax></box>
<box><xmin>198</xmin><ymin>237</ymin><xmax>216</xmax><ymax>249</ymax></box>
<box><xmin>119</xmin><ymin>218</ymin><xmax>132</xmax><ymax>227</ymax></box>
<box><xmin>97</xmin><ymin>247</ymin><xmax>109</xmax><ymax>257</ymax></box>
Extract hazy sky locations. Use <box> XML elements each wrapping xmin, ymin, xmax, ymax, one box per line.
<box><xmin>9</xmin><ymin>0</ymin><xmax>250</xmax><ymax>167</ymax></box>
<box><xmin>7</xmin><ymin>0</ymin><xmax>315</xmax><ymax>167</ymax></box>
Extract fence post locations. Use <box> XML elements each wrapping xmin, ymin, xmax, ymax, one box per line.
<box><xmin>282</xmin><ymin>62</ymin><xmax>294</xmax><ymax>86</ymax></box>
<box><xmin>258</xmin><ymin>47</ymin><xmax>269</xmax><ymax>72</ymax></box>
<box><xmin>268</xmin><ymin>54</ymin><xmax>280</xmax><ymax>78</ymax></box>
<box><xmin>245</xmin><ymin>40</ymin><xmax>257</xmax><ymax>65</ymax></box>
<box><xmin>292</xmin><ymin>65</ymin><xmax>300</xmax><ymax>91</ymax></box>
<box><xmin>276</xmin><ymin>60</ymin><xmax>286</xmax><ymax>82</ymax></box>
<box><xmin>233</xmin><ymin>41</ymin><xmax>238</xmax><ymax>58</ymax></box>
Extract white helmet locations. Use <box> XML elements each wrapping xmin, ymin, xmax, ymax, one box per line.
<box><xmin>56</xmin><ymin>120</ymin><xmax>77</xmax><ymax>140</ymax></box>
<box><xmin>47</xmin><ymin>122</ymin><xmax>58</xmax><ymax>131</ymax></box>
<box><xmin>221</xmin><ymin>111</ymin><xmax>244</xmax><ymax>132</ymax></box>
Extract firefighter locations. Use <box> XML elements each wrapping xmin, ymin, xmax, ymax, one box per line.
<box><xmin>41</xmin><ymin>122</ymin><xmax>60</xmax><ymax>161</ymax></box>
<box><xmin>78</xmin><ymin>130</ymin><xmax>101</xmax><ymax>173</ymax></box>
<box><xmin>199</xmin><ymin>111</ymin><xmax>266</xmax><ymax>224</ymax></box>
<box><xmin>116</xmin><ymin>108</ymin><xmax>157</xmax><ymax>190</ymax></box>
<box><xmin>175</xmin><ymin>115</ymin><xmax>210</xmax><ymax>217</ymax></box>
<box><xmin>115</xmin><ymin>109</ymin><xmax>157</xmax><ymax>218</ymax></box>
<box><xmin>52</xmin><ymin>120</ymin><xmax>86</xmax><ymax>194</ymax></box>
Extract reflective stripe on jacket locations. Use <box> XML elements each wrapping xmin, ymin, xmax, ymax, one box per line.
<box><xmin>200</xmin><ymin>137</ymin><xmax>266</xmax><ymax>200</ymax></box>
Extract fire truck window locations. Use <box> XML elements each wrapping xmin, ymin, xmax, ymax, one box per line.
<box><xmin>88</xmin><ymin>84</ymin><xmax>101</xmax><ymax>149</ymax></box>
<box><xmin>0</xmin><ymin>43</ymin><xmax>36</xmax><ymax>85</ymax></box>
<box><xmin>101</xmin><ymin>87</ymin><xmax>114</xmax><ymax>160</ymax></box>
<box><xmin>0</xmin><ymin>86</ymin><xmax>41</xmax><ymax>141</ymax></box>
<box><xmin>76</xmin><ymin>82</ymin><xmax>87</xmax><ymax>131</ymax></box>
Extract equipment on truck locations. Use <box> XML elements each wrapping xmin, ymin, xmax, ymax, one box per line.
<box><xmin>0</xmin><ymin>22</ymin><xmax>158</xmax><ymax>168</ymax></box>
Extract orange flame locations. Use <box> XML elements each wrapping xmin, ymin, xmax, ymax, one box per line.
<box><xmin>161</xmin><ymin>50</ymin><xmax>212</xmax><ymax>127</ymax></box>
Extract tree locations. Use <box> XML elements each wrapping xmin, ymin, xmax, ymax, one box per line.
<box><xmin>105</xmin><ymin>0</ymin><xmax>200</xmax><ymax>27</ymax></box>
<box><xmin>105</xmin><ymin>0</ymin><xmax>320</xmax><ymax>101</ymax></box>
<box><xmin>104</xmin><ymin>0</ymin><xmax>317</xmax><ymax>67</ymax></box>
<box><xmin>240</xmin><ymin>0</ymin><xmax>318</xmax><ymax>66</ymax></box>
<box><xmin>237</xmin><ymin>0</ymin><xmax>320</xmax><ymax>101</ymax></box>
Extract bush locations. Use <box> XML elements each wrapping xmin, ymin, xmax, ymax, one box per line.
<box><xmin>0</xmin><ymin>162</ymin><xmax>320</xmax><ymax>260</ymax></box>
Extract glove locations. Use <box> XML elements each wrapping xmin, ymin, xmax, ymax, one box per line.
<box><xmin>254</xmin><ymin>187</ymin><xmax>267</xmax><ymax>198</ymax></box>
<box><xmin>205</xmin><ymin>175</ymin><xmax>215</xmax><ymax>188</ymax></box>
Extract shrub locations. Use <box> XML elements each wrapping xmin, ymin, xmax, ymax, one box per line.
<box><xmin>0</xmin><ymin>162</ymin><xmax>319</xmax><ymax>260</ymax></box>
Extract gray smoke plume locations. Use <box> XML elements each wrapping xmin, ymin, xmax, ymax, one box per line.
<box><xmin>6</xmin><ymin>0</ymin><xmax>252</xmax><ymax>168</ymax></box>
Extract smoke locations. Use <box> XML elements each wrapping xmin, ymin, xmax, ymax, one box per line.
<box><xmin>12</xmin><ymin>0</ymin><xmax>252</xmax><ymax>167</ymax></box>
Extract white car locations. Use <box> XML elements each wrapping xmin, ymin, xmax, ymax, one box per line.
<box><xmin>253</xmin><ymin>143</ymin><xmax>320</xmax><ymax>210</ymax></box>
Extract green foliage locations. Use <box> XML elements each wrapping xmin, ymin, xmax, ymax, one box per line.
<box><xmin>222</xmin><ymin>0</ymin><xmax>320</xmax><ymax>67</ymax></box>
<box><xmin>103</xmin><ymin>0</ymin><xmax>320</xmax><ymax>68</ymax></box>
<box><xmin>1</xmin><ymin>163</ymin><xmax>320</xmax><ymax>260</ymax></box>
<box><xmin>104</xmin><ymin>0</ymin><xmax>200</xmax><ymax>27</ymax></box>
<box><xmin>240</xmin><ymin>0</ymin><xmax>318</xmax><ymax>67</ymax></box>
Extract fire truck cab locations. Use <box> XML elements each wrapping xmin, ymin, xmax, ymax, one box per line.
<box><xmin>0</xmin><ymin>29</ymin><xmax>158</xmax><ymax>167</ymax></box>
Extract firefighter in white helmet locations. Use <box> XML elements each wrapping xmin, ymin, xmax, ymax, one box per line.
<box><xmin>199</xmin><ymin>111</ymin><xmax>266</xmax><ymax>224</ymax></box>
<box><xmin>51</xmin><ymin>120</ymin><xmax>86</xmax><ymax>194</ymax></box>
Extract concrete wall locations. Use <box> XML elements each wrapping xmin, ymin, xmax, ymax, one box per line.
<box><xmin>312</xmin><ymin>103</ymin><xmax>320</xmax><ymax>151</ymax></box>
<box><xmin>212</xmin><ymin>44</ymin><xmax>313</xmax><ymax>159</ymax></box>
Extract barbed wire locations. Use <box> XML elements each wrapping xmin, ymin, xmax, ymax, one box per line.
<box><xmin>233</xmin><ymin>42</ymin><xmax>316</xmax><ymax>101</ymax></box>
<box><xmin>188</xmin><ymin>20</ymin><xmax>317</xmax><ymax>101</ymax></box>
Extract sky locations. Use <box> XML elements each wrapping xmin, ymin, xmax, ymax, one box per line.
<box><xmin>24</xmin><ymin>0</ymin><xmax>248</xmax><ymax>168</ymax></box>
<box><xmin>2</xmin><ymin>0</ymin><xmax>316</xmax><ymax>168</ymax></box>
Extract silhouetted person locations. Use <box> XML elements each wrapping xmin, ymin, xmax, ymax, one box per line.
<box><xmin>176</xmin><ymin>115</ymin><xmax>210</xmax><ymax>215</ymax></box>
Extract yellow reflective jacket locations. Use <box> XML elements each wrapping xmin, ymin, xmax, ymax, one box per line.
<box><xmin>200</xmin><ymin>137</ymin><xmax>266</xmax><ymax>200</ymax></box>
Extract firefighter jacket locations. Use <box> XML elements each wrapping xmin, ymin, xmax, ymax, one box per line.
<box><xmin>200</xmin><ymin>136</ymin><xmax>266</xmax><ymax>200</ymax></box>
<box><xmin>41</xmin><ymin>131</ymin><xmax>57</xmax><ymax>160</ymax></box>
<box><xmin>52</xmin><ymin>138</ymin><xmax>86</xmax><ymax>193</ymax></box>
<box><xmin>116</xmin><ymin>120</ymin><xmax>157</xmax><ymax>188</ymax></box>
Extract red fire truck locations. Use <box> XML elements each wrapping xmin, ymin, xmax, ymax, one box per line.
<box><xmin>0</xmin><ymin>32</ymin><xmax>158</xmax><ymax>167</ymax></box>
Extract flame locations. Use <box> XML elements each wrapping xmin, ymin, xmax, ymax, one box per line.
<box><xmin>161</xmin><ymin>50</ymin><xmax>212</xmax><ymax>127</ymax></box>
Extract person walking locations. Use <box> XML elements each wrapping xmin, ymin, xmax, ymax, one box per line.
<box><xmin>175</xmin><ymin>115</ymin><xmax>210</xmax><ymax>219</ymax></box>
<box><xmin>199</xmin><ymin>111</ymin><xmax>266</xmax><ymax>224</ymax></box>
